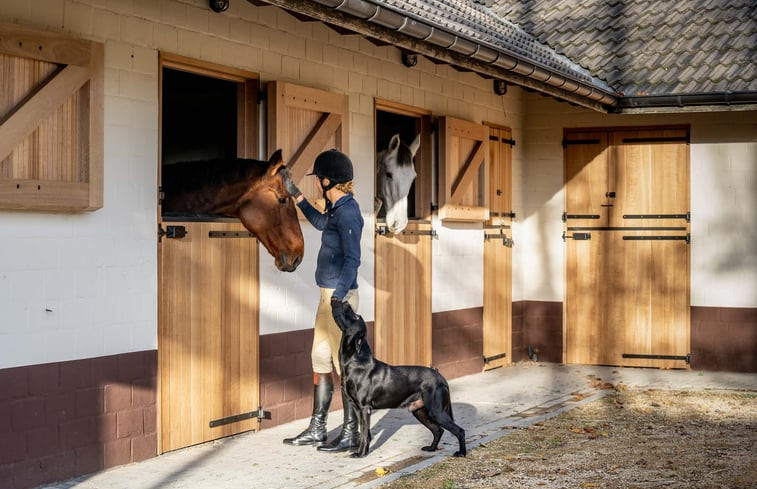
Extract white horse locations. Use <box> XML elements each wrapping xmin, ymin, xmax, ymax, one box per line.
<box><xmin>375</xmin><ymin>133</ymin><xmax>421</xmax><ymax>234</ymax></box>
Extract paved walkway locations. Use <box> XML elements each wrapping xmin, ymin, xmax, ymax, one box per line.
<box><xmin>41</xmin><ymin>364</ymin><xmax>756</xmax><ymax>489</ymax></box>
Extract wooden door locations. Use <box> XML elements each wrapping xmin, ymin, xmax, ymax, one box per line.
<box><xmin>374</xmin><ymin>221</ymin><xmax>433</xmax><ymax>366</ymax></box>
<box><xmin>564</xmin><ymin>127</ymin><xmax>690</xmax><ymax>368</ymax></box>
<box><xmin>267</xmin><ymin>81</ymin><xmax>348</xmax><ymax>210</ymax></box>
<box><xmin>611</xmin><ymin>128</ymin><xmax>690</xmax><ymax>368</ymax></box>
<box><xmin>482</xmin><ymin>125</ymin><xmax>513</xmax><ymax>370</ymax></box>
<box><xmin>159</xmin><ymin>221</ymin><xmax>259</xmax><ymax>452</ymax></box>
<box><xmin>563</xmin><ymin>132</ymin><xmax>612</xmax><ymax>364</ymax></box>
<box><xmin>158</xmin><ymin>56</ymin><xmax>261</xmax><ymax>453</ymax></box>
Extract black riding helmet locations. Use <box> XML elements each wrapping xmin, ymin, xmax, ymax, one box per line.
<box><xmin>308</xmin><ymin>149</ymin><xmax>353</xmax><ymax>184</ymax></box>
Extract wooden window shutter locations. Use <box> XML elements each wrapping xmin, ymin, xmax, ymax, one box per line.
<box><xmin>438</xmin><ymin>116</ymin><xmax>489</xmax><ymax>221</ymax></box>
<box><xmin>0</xmin><ymin>22</ymin><xmax>104</xmax><ymax>211</ymax></box>
<box><xmin>267</xmin><ymin>81</ymin><xmax>348</xmax><ymax>210</ymax></box>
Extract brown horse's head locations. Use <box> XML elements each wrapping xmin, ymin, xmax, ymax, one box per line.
<box><xmin>238</xmin><ymin>150</ymin><xmax>304</xmax><ymax>272</ymax></box>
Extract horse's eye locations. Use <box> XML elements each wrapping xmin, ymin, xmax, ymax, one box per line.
<box><xmin>279</xmin><ymin>197</ymin><xmax>288</xmax><ymax>204</ymax></box>
<box><xmin>385</xmin><ymin>172</ymin><xmax>393</xmax><ymax>180</ymax></box>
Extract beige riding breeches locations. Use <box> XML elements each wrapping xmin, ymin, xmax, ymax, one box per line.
<box><xmin>311</xmin><ymin>287</ymin><xmax>358</xmax><ymax>375</ymax></box>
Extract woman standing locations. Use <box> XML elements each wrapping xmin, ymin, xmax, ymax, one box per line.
<box><xmin>280</xmin><ymin>149</ymin><xmax>363</xmax><ymax>453</ymax></box>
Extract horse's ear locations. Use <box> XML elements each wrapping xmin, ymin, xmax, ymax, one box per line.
<box><xmin>388</xmin><ymin>133</ymin><xmax>401</xmax><ymax>154</ymax></box>
<box><xmin>268</xmin><ymin>149</ymin><xmax>284</xmax><ymax>175</ymax></box>
<box><xmin>409</xmin><ymin>133</ymin><xmax>421</xmax><ymax>158</ymax></box>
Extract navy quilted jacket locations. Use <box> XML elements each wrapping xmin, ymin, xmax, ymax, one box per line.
<box><xmin>297</xmin><ymin>194</ymin><xmax>363</xmax><ymax>300</ymax></box>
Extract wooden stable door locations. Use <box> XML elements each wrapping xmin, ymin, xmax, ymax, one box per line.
<box><xmin>159</xmin><ymin>221</ymin><xmax>260</xmax><ymax>452</ymax></box>
<box><xmin>482</xmin><ymin>125</ymin><xmax>513</xmax><ymax>370</ymax></box>
<box><xmin>374</xmin><ymin>221</ymin><xmax>433</xmax><ymax>366</ymax></box>
<box><xmin>564</xmin><ymin>127</ymin><xmax>690</xmax><ymax>368</ymax></box>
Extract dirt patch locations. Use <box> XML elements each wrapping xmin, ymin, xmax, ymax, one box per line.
<box><xmin>377</xmin><ymin>381</ymin><xmax>757</xmax><ymax>489</ymax></box>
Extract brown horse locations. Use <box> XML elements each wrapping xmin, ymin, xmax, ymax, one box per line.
<box><xmin>161</xmin><ymin>150</ymin><xmax>304</xmax><ymax>272</ymax></box>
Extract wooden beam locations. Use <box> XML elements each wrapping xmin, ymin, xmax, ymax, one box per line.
<box><xmin>287</xmin><ymin>112</ymin><xmax>342</xmax><ymax>181</ymax></box>
<box><xmin>450</xmin><ymin>140</ymin><xmax>485</xmax><ymax>205</ymax></box>
<box><xmin>0</xmin><ymin>64</ymin><xmax>89</xmax><ymax>163</ymax></box>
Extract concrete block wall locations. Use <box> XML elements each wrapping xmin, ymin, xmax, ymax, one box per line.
<box><xmin>0</xmin><ymin>0</ymin><xmax>520</xmax><ymax>369</ymax></box>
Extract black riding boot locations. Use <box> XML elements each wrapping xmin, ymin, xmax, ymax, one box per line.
<box><xmin>317</xmin><ymin>387</ymin><xmax>359</xmax><ymax>452</ymax></box>
<box><xmin>283</xmin><ymin>373</ymin><xmax>333</xmax><ymax>446</ymax></box>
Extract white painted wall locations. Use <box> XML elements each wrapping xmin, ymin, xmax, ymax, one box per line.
<box><xmin>0</xmin><ymin>0</ymin><xmax>515</xmax><ymax>365</ymax></box>
<box><xmin>518</xmin><ymin>94</ymin><xmax>757</xmax><ymax>307</ymax></box>
<box><xmin>3</xmin><ymin>1</ymin><xmax>750</xmax><ymax>370</ymax></box>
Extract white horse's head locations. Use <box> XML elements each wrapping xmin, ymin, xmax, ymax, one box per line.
<box><xmin>376</xmin><ymin>133</ymin><xmax>420</xmax><ymax>234</ymax></box>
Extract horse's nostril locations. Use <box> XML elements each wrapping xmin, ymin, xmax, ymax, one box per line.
<box><xmin>293</xmin><ymin>255</ymin><xmax>302</xmax><ymax>269</ymax></box>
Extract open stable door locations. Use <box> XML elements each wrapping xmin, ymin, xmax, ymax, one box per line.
<box><xmin>482</xmin><ymin>124</ymin><xmax>513</xmax><ymax>370</ymax></box>
<box><xmin>438</xmin><ymin>116</ymin><xmax>489</xmax><ymax>222</ymax></box>
<box><xmin>267</xmin><ymin>81</ymin><xmax>349</xmax><ymax>210</ymax></box>
<box><xmin>374</xmin><ymin>101</ymin><xmax>433</xmax><ymax>366</ymax></box>
<box><xmin>158</xmin><ymin>55</ymin><xmax>261</xmax><ymax>453</ymax></box>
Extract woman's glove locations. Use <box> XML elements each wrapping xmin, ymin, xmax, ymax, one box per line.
<box><xmin>279</xmin><ymin>167</ymin><xmax>302</xmax><ymax>198</ymax></box>
<box><xmin>330</xmin><ymin>295</ymin><xmax>345</xmax><ymax>322</ymax></box>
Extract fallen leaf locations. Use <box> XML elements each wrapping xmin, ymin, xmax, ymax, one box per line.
<box><xmin>375</xmin><ymin>467</ymin><xmax>389</xmax><ymax>477</ymax></box>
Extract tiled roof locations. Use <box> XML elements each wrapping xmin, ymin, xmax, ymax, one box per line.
<box><xmin>483</xmin><ymin>0</ymin><xmax>757</xmax><ymax>96</ymax></box>
<box><xmin>370</xmin><ymin>0</ymin><xmax>612</xmax><ymax>90</ymax></box>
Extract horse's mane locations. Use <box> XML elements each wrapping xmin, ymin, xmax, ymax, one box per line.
<box><xmin>395</xmin><ymin>141</ymin><xmax>414</xmax><ymax>167</ymax></box>
<box><xmin>162</xmin><ymin>158</ymin><xmax>269</xmax><ymax>193</ymax></box>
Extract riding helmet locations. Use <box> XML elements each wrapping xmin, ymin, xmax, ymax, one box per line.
<box><xmin>308</xmin><ymin>149</ymin><xmax>353</xmax><ymax>183</ymax></box>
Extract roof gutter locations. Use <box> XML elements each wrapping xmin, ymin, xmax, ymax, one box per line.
<box><xmin>615</xmin><ymin>91</ymin><xmax>757</xmax><ymax>113</ymax></box>
<box><xmin>254</xmin><ymin>0</ymin><xmax>618</xmax><ymax>111</ymax></box>
<box><xmin>316</xmin><ymin>0</ymin><xmax>617</xmax><ymax>106</ymax></box>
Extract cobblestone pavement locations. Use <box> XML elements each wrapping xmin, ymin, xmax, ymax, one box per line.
<box><xmin>40</xmin><ymin>364</ymin><xmax>757</xmax><ymax>489</ymax></box>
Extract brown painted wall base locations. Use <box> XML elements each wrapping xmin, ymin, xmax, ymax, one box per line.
<box><xmin>513</xmin><ymin>300</ymin><xmax>563</xmax><ymax>364</ymax></box>
<box><xmin>691</xmin><ymin>306</ymin><xmax>757</xmax><ymax>372</ymax></box>
<box><xmin>258</xmin><ymin>322</ymin><xmax>376</xmax><ymax>431</ymax></box>
<box><xmin>0</xmin><ymin>350</ymin><xmax>157</xmax><ymax>489</ymax></box>
<box><xmin>431</xmin><ymin>307</ymin><xmax>484</xmax><ymax>379</ymax></box>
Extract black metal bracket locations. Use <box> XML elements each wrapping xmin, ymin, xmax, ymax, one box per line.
<box><xmin>562</xmin><ymin>212</ymin><xmax>600</xmax><ymax>222</ymax></box>
<box><xmin>562</xmin><ymin>231</ymin><xmax>591</xmax><ymax>241</ymax></box>
<box><xmin>209</xmin><ymin>230</ymin><xmax>256</xmax><ymax>238</ymax></box>
<box><xmin>209</xmin><ymin>406</ymin><xmax>271</xmax><ymax>428</ymax></box>
<box><xmin>562</xmin><ymin>138</ymin><xmax>601</xmax><ymax>148</ymax></box>
<box><xmin>376</xmin><ymin>225</ymin><xmax>437</xmax><ymax>239</ymax></box>
<box><xmin>622</xmin><ymin>353</ymin><xmax>691</xmax><ymax>364</ymax></box>
<box><xmin>483</xmin><ymin>352</ymin><xmax>507</xmax><ymax>364</ymax></box>
<box><xmin>623</xmin><ymin>234</ymin><xmax>690</xmax><ymax>244</ymax></box>
<box><xmin>158</xmin><ymin>225</ymin><xmax>187</xmax><ymax>241</ymax></box>
<box><xmin>623</xmin><ymin>213</ymin><xmax>690</xmax><ymax>222</ymax></box>
<box><xmin>484</xmin><ymin>230</ymin><xmax>513</xmax><ymax>247</ymax></box>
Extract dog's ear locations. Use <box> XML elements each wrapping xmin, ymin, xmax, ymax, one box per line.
<box><xmin>344</xmin><ymin>303</ymin><xmax>359</xmax><ymax>321</ymax></box>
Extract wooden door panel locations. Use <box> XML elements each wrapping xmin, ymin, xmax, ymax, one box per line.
<box><xmin>619</xmin><ymin>230</ymin><xmax>690</xmax><ymax>368</ymax></box>
<box><xmin>611</xmin><ymin>128</ymin><xmax>689</xmax><ymax>227</ymax></box>
<box><xmin>564</xmin><ymin>131</ymin><xmax>609</xmax><ymax>227</ymax></box>
<box><xmin>483</xmin><ymin>125</ymin><xmax>513</xmax><ymax>370</ymax></box>
<box><xmin>268</xmin><ymin>81</ymin><xmax>348</xmax><ymax>210</ymax></box>
<box><xmin>374</xmin><ymin>221</ymin><xmax>432</xmax><ymax>366</ymax></box>
<box><xmin>159</xmin><ymin>221</ymin><xmax>259</xmax><ymax>452</ymax></box>
<box><xmin>438</xmin><ymin>116</ymin><xmax>488</xmax><ymax>221</ymax></box>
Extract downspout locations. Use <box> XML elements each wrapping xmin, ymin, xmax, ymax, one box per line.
<box><xmin>311</xmin><ymin>0</ymin><xmax>618</xmax><ymax>107</ymax></box>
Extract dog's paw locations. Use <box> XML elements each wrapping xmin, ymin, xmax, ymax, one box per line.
<box><xmin>349</xmin><ymin>451</ymin><xmax>368</xmax><ymax>458</ymax></box>
<box><xmin>453</xmin><ymin>450</ymin><xmax>467</xmax><ymax>458</ymax></box>
<box><xmin>421</xmin><ymin>445</ymin><xmax>437</xmax><ymax>452</ymax></box>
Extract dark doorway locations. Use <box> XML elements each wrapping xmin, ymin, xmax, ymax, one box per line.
<box><xmin>376</xmin><ymin>110</ymin><xmax>419</xmax><ymax>219</ymax></box>
<box><xmin>161</xmin><ymin>68</ymin><xmax>238</xmax><ymax>165</ymax></box>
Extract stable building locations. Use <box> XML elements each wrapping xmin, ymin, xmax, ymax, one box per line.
<box><xmin>0</xmin><ymin>1</ymin><xmax>755</xmax><ymax>488</ymax></box>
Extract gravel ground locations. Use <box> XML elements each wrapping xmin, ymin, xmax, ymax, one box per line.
<box><xmin>376</xmin><ymin>381</ymin><xmax>757</xmax><ymax>489</ymax></box>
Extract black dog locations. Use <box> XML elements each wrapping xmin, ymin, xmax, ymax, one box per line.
<box><xmin>331</xmin><ymin>301</ymin><xmax>466</xmax><ymax>458</ymax></box>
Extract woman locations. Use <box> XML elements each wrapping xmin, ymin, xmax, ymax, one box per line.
<box><xmin>280</xmin><ymin>149</ymin><xmax>363</xmax><ymax>453</ymax></box>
